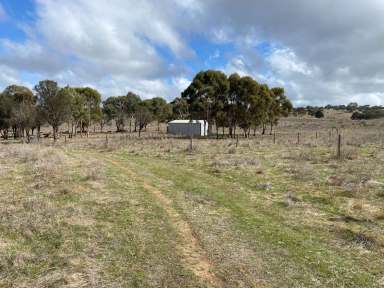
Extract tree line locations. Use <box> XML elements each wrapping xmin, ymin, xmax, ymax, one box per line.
<box><xmin>0</xmin><ymin>80</ymin><xmax>171</xmax><ymax>141</ymax></box>
<box><xmin>0</xmin><ymin>70</ymin><xmax>293</xmax><ymax>141</ymax></box>
<box><xmin>293</xmin><ymin>102</ymin><xmax>384</xmax><ymax>120</ymax></box>
<box><xmin>175</xmin><ymin>70</ymin><xmax>292</xmax><ymax>137</ymax></box>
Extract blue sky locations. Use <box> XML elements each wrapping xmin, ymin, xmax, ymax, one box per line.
<box><xmin>1</xmin><ymin>0</ymin><xmax>384</xmax><ymax>106</ymax></box>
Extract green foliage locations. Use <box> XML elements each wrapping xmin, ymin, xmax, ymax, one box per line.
<box><xmin>35</xmin><ymin>80</ymin><xmax>71</xmax><ymax>140</ymax></box>
<box><xmin>180</xmin><ymin>70</ymin><xmax>292</xmax><ymax>137</ymax></box>
<box><xmin>351</xmin><ymin>109</ymin><xmax>384</xmax><ymax>120</ymax></box>
<box><xmin>0</xmin><ymin>85</ymin><xmax>37</xmax><ymax>140</ymax></box>
<box><xmin>181</xmin><ymin>70</ymin><xmax>229</xmax><ymax>124</ymax></box>
<box><xmin>315</xmin><ymin>110</ymin><xmax>325</xmax><ymax>118</ymax></box>
<box><xmin>0</xmin><ymin>69</ymin><xmax>293</xmax><ymax>138</ymax></box>
<box><xmin>74</xmin><ymin>87</ymin><xmax>102</xmax><ymax>126</ymax></box>
<box><xmin>171</xmin><ymin>97</ymin><xmax>189</xmax><ymax>119</ymax></box>
<box><xmin>102</xmin><ymin>92</ymin><xmax>141</xmax><ymax>132</ymax></box>
<box><xmin>135</xmin><ymin>102</ymin><xmax>154</xmax><ymax>136</ymax></box>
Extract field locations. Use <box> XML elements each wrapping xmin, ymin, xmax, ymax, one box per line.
<box><xmin>1</xmin><ymin>111</ymin><xmax>384</xmax><ymax>287</ymax></box>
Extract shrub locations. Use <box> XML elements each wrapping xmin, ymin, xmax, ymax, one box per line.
<box><xmin>314</xmin><ymin>110</ymin><xmax>324</xmax><ymax>118</ymax></box>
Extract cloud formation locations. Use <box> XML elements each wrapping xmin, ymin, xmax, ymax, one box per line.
<box><xmin>1</xmin><ymin>0</ymin><xmax>384</xmax><ymax>105</ymax></box>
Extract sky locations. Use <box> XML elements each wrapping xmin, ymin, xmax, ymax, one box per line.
<box><xmin>0</xmin><ymin>0</ymin><xmax>384</xmax><ymax>106</ymax></box>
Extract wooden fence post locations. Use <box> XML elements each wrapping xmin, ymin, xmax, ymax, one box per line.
<box><xmin>273</xmin><ymin>132</ymin><xmax>276</xmax><ymax>144</ymax></box>
<box><xmin>337</xmin><ymin>134</ymin><xmax>342</xmax><ymax>160</ymax></box>
<box><xmin>189</xmin><ymin>135</ymin><xmax>193</xmax><ymax>151</ymax></box>
<box><xmin>64</xmin><ymin>135</ymin><xmax>67</xmax><ymax>144</ymax></box>
<box><xmin>297</xmin><ymin>132</ymin><xmax>300</xmax><ymax>145</ymax></box>
<box><xmin>105</xmin><ymin>134</ymin><xmax>109</xmax><ymax>146</ymax></box>
<box><xmin>236</xmin><ymin>134</ymin><xmax>239</xmax><ymax>147</ymax></box>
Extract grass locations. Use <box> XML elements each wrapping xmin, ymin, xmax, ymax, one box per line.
<box><xmin>0</xmin><ymin>113</ymin><xmax>384</xmax><ymax>287</ymax></box>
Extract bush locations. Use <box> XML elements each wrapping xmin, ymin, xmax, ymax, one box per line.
<box><xmin>314</xmin><ymin>110</ymin><xmax>324</xmax><ymax>118</ymax></box>
<box><xmin>351</xmin><ymin>109</ymin><xmax>384</xmax><ymax>120</ymax></box>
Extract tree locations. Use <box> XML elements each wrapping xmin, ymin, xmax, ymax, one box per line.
<box><xmin>0</xmin><ymin>92</ymin><xmax>12</xmax><ymax>139</ymax></box>
<box><xmin>103</xmin><ymin>96</ymin><xmax>128</xmax><ymax>132</ymax></box>
<box><xmin>2</xmin><ymin>85</ymin><xmax>36</xmax><ymax>140</ymax></box>
<box><xmin>75</xmin><ymin>87</ymin><xmax>102</xmax><ymax>134</ymax></box>
<box><xmin>315</xmin><ymin>110</ymin><xmax>325</xmax><ymax>118</ymax></box>
<box><xmin>235</xmin><ymin>76</ymin><xmax>261</xmax><ymax>137</ymax></box>
<box><xmin>146</xmin><ymin>97</ymin><xmax>171</xmax><ymax>131</ymax></box>
<box><xmin>227</xmin><ymin>73</ymin><xmax>241</xmax><ymax>137</ymax></box>
<box><xmin>125</xmin><ymin>92</ymin><xmax>141</xmax><ymax>132</ymax></box>
<box><xmin>347</xmin><ymin>102</ymin><xmax>358</xmax><ymax>113</ymax></box>
<box><xmin>171</xmin><ymin>97</ymin><xmax>189</xmax><ymax>119</ymax></box>
<box><xmin>35</xmin><ymin>80</ymin><xmax>71</xmax><ymax>141</ymax></box>
<box><xmin>181</xmin><ymin>70</ymin><xmax>229</xmax><ymax>136</ymax></box>
<box><xmin>268</xmin><ymin>87</ymin><xmax>292</xmax><ymax>134</ymax></box>
<box><xmin>135</xmin><ymin>103</ymin><xmax>153</xmax><ymax>137</ymax></box>
<box><xmin>67</xmin><ymin>87</ymin><xmax>85</xmax><ymax>136</ymax></box>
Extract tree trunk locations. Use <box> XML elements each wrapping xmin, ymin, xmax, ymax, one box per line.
<box><xmin>53</xmin><ymin>126</ymin><xmax>58</xmax><ymax>142</ymax></box>
<box><xmin>37</xmin><ymin>125</ymin><xmax>41</xmax><ymax>142</ymax></box>
<box><xmin>26</xmin><ymin>130</ymin><xmax>31</xmax><ymax>143</ymax></box>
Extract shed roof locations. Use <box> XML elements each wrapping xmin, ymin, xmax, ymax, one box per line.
<box><xmin>168</xmin><ymin>120</ymin><xmax>206</xmax><ymax>124</ymax></box>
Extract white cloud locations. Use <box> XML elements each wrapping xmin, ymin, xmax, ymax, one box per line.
<box><xmin>0</xmin><ymin>65</ymin><xmax>19</xmax><ymax>87</ymax></box>
<box><xmin>2</xmin><ymin>0</ymin><xmax>384</xmax><ymax>105</ymax></box>
<box><xmin>267</xmin><ymin>49</ymin><xmax>315</xmax><ymax>76</ymax></box>
<box><xmin>0</xmin><ymin>0</ymin><xmax>199</xmax><ymax>99</ymax></box>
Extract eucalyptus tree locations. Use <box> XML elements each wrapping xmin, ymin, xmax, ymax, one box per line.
<box><xmin>146</xmin><ymin>97</ymin><xmax>171</xmax><ymax>131</ymax></box>
<box><xmin>227</xmin><ymin>73</ymin><xmax>241</xmax><ymax>137</ymax></box>
<box><xmin>103</xmin><ymin>96</ymin><xmax>128</xmax><ymax>132</ymax></box>
<box><xmin>2</xmin><ymin>85</ymin><xmax>36</xmax><ymax>140</ymax></box>
<box><xmin>125</xmin><ymin>92</ymin><xmax>141</xmax><ymax>132</ymax></box>
<box><xmin>268</xmin><ymin>87</ymin><xmax>293</xmax><ymax>134</ymax></box>
<box><xmin>171</xmin><ymin>97</ymin><xmax>189</xmax><ymax>119</ymax></box>
<box><xmin>35</xmin><ymin>80</ymin><xmax>71</xmax><ymax>141</ymax></box>
<box><xmin>235</xmin><ymin>76</ymin><xmax>261</xmax><ymax>137</ymax></box>
<box><xmin>0</xmin><ymin>91</ymin><xmax>12</xmax><ymax>139</ymax></box>
<box><xmin>75</xmin><ymin>87</ymin><xmax>102</xmax><ymax>134</ymax></box>
<box><xmin>181</xmin><ymin>70</ymin><xmax>229</xmax><ymax>135</ymax></box>
<box><xmin>256</xmin><ymin>84</ymin><xmax>273</xmax><ymax>135</ymax></box>
<box><xmin>135</xmin><ymin>102</ymin><xmax>153</xmax><ymax>137</ymax></box>
<box><xmin>67</xmin><ymin>87</ymin><xmax>85</xmax><ymax>136</ymax></box>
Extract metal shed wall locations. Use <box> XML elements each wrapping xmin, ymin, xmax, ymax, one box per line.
<box><xmin>168</xmin><ymin>122</ymin><xmax>205</xmax><ymax>137</ymax></box>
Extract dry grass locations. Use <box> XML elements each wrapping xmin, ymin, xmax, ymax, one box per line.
<box><xmin>1</xmin><ymin>112</ymin><xmax>384</xmax><ymax>287</ymax></box>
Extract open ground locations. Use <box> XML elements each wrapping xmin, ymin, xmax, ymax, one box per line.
<box><xmin>0</xmin><ymin>111</ymin><xmax>384</xmax><ymax>287</ymax></box>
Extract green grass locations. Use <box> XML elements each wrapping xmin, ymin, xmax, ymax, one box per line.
<box><xmin>0</xmin><ymin>135</ymin><xmax>383</xmax><ymax>287</ymax></box>
<box><xmin>102</xmin><ymin>144</ymin><xmax>383</xmax><ymax>287</ymax></box>
<box><xmin>0</xmin><ymin>146</ymin><xmax>204</xmax><ymax>287</ymax></box>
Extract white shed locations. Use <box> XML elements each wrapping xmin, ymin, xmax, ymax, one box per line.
<box><xmin>167</xmin><ymin>120</ymin><xmax>208</xmax><ymax>137</ymax></box>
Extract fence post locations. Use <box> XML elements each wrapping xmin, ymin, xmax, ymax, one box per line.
<box><xmin>236</xmin><ymin>134</ymin><xmax>239</xmax><ymax>147</ymax></box>
<box><xmin>189</xmin><ymin>135</ymin><xmax>193</xmax><ymax>151</ymax></box>
<box><xmin>337</xmin><ymin>134</ymin><xmax>342</xmax><ymax>160</ymax></box>
<box><xmin>297</xmin><ymin>132</ymin><xmax>300</xmax><ymax>145</ymax></box>
<box><xmin>273</xmin><ymin>132</ymin><xmax>276</xmax><ymax>144</ymax></box>
<box><xmin>105</xmin><ymin>134</ymin><xmax>109</xmax><ymax>146</ymax></box>
<box><xmin>64</xmin><ymin>135</ymin><xmax>67</xmax><ymax>144</ymax></box>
